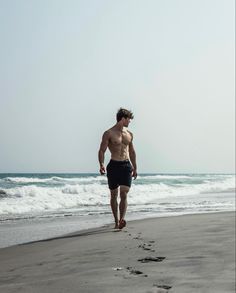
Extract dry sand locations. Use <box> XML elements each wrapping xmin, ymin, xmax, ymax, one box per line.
<box><xmin>0</xmin><ymin>212</ymin><xmax>235</xmax><ymax>293</ymax></box>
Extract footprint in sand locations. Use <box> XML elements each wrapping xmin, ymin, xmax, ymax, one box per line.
<box><xmin>146</xmin><ymin>289</ymin><xmax>170</xmax><ymax>293</ymax></box>
<box><xmin>139</xmin><ymin>245</ymin><xmax>151</xmax><ymax>251</ymax></box>
<box><xmin>154</xmin><ymin>284</ymin><xmax>172</xmax><ymax>289</ymax></box>
<box><xmin>138</xmin><ymin>243</ymin><xmax>154</xmax><ymax>251</ymax></box>
<box><xmin>131</xmin><ymin>231</ymin><xmax>143</xmax><ymax>240</ymax></box>
<box><xmin>146</xmin><ymin>284</ymin><xmax>172</xmax><ymax>293</ymax></box>
<box><xmin>126</xmin><ymin>266</ymin><xmax>143</xmax><ymax>275</ymax></box>
<box><xmin>153</xmin><ymin>284</ymin><xmax>172</xmax><ymax>292</ymax></box>
<box><xmin>138</xmin><ymin>256</ymin><xmax>166</xmax><ymax>263</ymax></box>
<box><xmin>126</xmin><ymin>267</ymin><xmax>148</xmax><ymax>277</ymax></box>
<box><xmin>133</xmin><ymin>236</ymin><xmax>143</xmax><ymax>240</ymax></box>
<box><xmin>113</xmin><ymin>267</ymin><xmax>148</xmax><ymax>278</ymax></box>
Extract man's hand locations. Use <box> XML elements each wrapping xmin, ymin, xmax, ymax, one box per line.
<box><xmin>99</xmin><ymin>164</ymin><xmax>106</xmax><ymax>175</ymax></box>
<box><xmin>132</xmin><ymin>168</ymin><xmax>137</xmax><ymax>180</ymax></box>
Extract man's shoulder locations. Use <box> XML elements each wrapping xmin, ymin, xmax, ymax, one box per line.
<box><xmin>105</xmin><ymin>126</ymin><xmax>117</xmax><ymax>134</ymax></box>
<box><xmin>103</xmin><ymin>128</ymin><xmax>113</xmax><ymax>138</ymax></box>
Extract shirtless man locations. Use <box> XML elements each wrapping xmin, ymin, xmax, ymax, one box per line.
<box><xmin>98</xmin><ymin>108</ymin><xmax>137</xmax><ymax>229</ymax></box>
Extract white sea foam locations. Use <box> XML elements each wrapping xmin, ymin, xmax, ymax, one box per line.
<box><xmin>4</xmin><ymin>177</ymin><xmax>52</xmax><ymax>183</ymax></box>
<box><xmin>3</xmin><ymin>176</ymin><xmax>106</xmax><ymax>184</ymax></box>
<box><xmin>137</xmin><ymin>175</ymin><xmax>192</xmax><ymax>180</ymax></box>
<box><xmin>0</xmin><ymin>174</ymin><xmax>234</xmax><ymax>220</ymax></box>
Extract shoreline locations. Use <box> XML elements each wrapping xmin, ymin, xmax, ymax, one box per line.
<box><xmin>0</xmin><ymin>211</ymin><xmax>235</xmax><ymax>292</ymax></box>
<box><xmin>18</xmin><ymin>210</ymin><xmax>236</xmax><ymax>245</ymax></box>
<box><xmin>0</xmin><ymin>209</ymin><xmax>235</xmax><ymax>249</ymax></box>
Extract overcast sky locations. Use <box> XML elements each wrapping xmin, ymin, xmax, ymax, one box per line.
<box><xmin>0</xmin><ymin>0</ymin><xmax>235</xmax><ymax>173</ymax></box>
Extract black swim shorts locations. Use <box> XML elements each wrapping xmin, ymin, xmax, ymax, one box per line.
<box><xmin>106</xmin><ymin>159</ymin><xmax>132</xmax><ymax>190</ymax></box>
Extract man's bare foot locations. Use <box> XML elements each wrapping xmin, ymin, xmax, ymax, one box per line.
<box><xmin>118</xmin><ymin>219</ymin><xmax>126</xmax><ymax>229</ymax></box>
<box><xmin>114</xmin><ymin>223</ymin><xmax>119</xmax><ymax>229</ymax></box>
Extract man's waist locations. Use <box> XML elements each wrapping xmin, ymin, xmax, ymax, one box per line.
<box><xmin>110</xmin><ymin>159</ymin><xmax>130</xmax><ymax>164</ymax></box>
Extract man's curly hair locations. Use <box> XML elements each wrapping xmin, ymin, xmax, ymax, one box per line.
<box><xmin>116</xmin><ymin>108</ymin><xmax>134</xmax><ymax>122</ymax></box>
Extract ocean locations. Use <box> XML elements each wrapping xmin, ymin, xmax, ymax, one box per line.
<box><xmin>0</xmin><ymin>173</ymin><xmax>235</xmax><ymax>247</ymax></box>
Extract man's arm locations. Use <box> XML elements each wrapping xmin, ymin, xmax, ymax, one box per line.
<box><xmin>129</xmin><ymin>135</ymin><xmax>137</xmax><ymax>179</ymax></box>
<box><xmin>98</xmin><ymin>131</ymin><xmax>109</xmax><ymax>174</ymax></box>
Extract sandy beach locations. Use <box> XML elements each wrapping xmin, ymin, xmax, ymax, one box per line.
<box><xmin>0</xmin><ymin>212</ymin><xmax>235</xmax><ymax>293</ymax></box>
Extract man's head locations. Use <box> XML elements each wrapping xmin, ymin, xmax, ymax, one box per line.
<box><xmin>116</xmin><ymin>108</ymin><xmax>134</xmax><ymax>127</ymax></box>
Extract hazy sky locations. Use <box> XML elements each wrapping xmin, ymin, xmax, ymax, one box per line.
<box><xmin>0</xmin><ymin>0</ymin><xmax>235</xmax><ymax>173</ymax></box>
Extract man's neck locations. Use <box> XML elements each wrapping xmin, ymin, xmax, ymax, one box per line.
<box><xmin>114</xmin><ymin>122</ymin><xmax>124</xmax><ymax>131</ymax></box>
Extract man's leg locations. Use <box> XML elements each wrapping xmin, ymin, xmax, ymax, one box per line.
<box><xmin>119</xmin><ymin>185</ymin><xmax>130</xmax><ymax>222</ymax></box>
<box><xmin>110</xmin><ymin>188</ymin><xmax>119</xmax><ymax>228</ymax></box>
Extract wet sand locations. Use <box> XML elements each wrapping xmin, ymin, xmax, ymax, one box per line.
<box><xmin>0</xmin><ymin>212</ymin><xmax>235</xmax><ymax>293</ymax></box>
